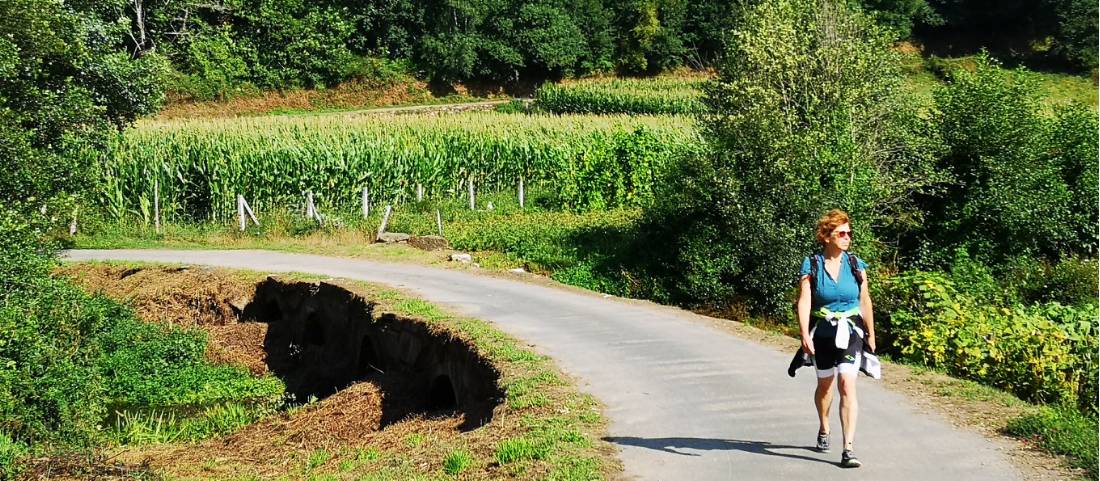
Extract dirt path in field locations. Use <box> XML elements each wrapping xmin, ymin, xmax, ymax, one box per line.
<box><xmin>65</xmin><ymin>249</ymin><xmax>1034</xmax><ymax>481</ymax></box>
<box><xmin>305</xmin><ymin>99</ymin><xmax>514</xmax><ymax>118</ymax></box>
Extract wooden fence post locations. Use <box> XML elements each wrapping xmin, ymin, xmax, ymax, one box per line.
<box><xmin>518</xmin><ymin>176</ymin><xmax>525</xmax><ymax>209</ymax></box>
<box><xmin>238</xmin><ymin>194</ymin><xmax>259</xmax><ymax>231</ymax></box>
<box><xmin>377</xmin><ymin>204</ymin><xmax>393</xmax><ymax>240</ymax></box>
<box><xmin>154</xmin><ymin>178</ymin><xmax>161</xmax><ymax>235</ymax></box>
<box><xmin>436</xmin><ymin>209</ymin><xmax>443</xmax><ymax>237</ymax></box>
<box><xmin>362</xmin><ymin>186</ymin><xmax>370</xmax><ymax>219</ymax></box>
<box><xmin>237</xmin><ymin>195</ymin><xmax>246</xmax><ymax>231</ymax></box>
<box><xmin>468</xmin><ymin>176</ymin><xmax>475</xmax><ymax>210</ymax></box>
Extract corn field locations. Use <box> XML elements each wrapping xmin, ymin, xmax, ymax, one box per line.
<box><xmin>535</xmin><ymin>76</ymin><xmax>707</xmax><ymax>115</ymax></box>
<box><xmin>96</xmin><ymin>112</ymin><xmax>700</xmax><ymax>222</ymax></box>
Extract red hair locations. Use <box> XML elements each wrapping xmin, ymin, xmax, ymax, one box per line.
<box><xmin>815</xmin><ymin>209</ymin><xmax>849</xmax><ymax>245</ymax></box>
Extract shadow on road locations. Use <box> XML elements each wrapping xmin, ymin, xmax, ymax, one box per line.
<box><xmin>605</xmin><ymin>436</ymin><xmax>837</xmax><ymax>465</ymax></box>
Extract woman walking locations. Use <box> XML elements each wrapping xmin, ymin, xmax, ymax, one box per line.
<box><xmin>797</xmin><ymin>209</ymin><xmax>876</xmax><ymax>468</ymax></box>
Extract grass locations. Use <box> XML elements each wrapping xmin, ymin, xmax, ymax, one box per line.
<box><xmin>110</xmin><ymin>402</ymin><xmax>276</xmax><ymax>445</ymax></box>
<box><xmin>900</xmin><ymin>53</ymin><xmax>1098</xmax><ymax>111</ymax></box>
<box><xmin>1006</xmin><ymin>406</ymin><xmax>1099</xmax><ymax>479</ymax></box>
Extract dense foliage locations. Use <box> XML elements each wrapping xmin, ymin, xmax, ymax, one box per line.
<box><xmin>916</xmin><ymin>0</ymin><xmax>1099</xmax><ymax>70</ymax></box>
<box><xmin>642</xmin><ymin>0</ymin><xmax>941</xmax><ymax>313</ymax></box>
<box><xmin>911</xmin><ymin>55</ymin><xmax>1098</xmax><ymax>266</ymax></box>
<box><xmin>1</xmin><ymin>0</ymin><xmax>166</xmax><ymax>214</ymax></box>
<box><xmin>0</xmin><ymin>1</ymin><xmax>285</xmax><ymax>475</ymax></box>
<box><xmin>875</xmin><ymin>270</ymin><xmax>1098</xmax><ymax>412</ymax></box>
<box><xmin>98</xmin><ymin>112</ymin><xmax>698</xmax><ymax>221</ymax></box>
<box><xmin>0</xmin><ymin>273</ymin><xmax>284</xmax><ymax>446</ymax></box>
<box><xmin>103</xmin><ymin>0</ymin><xmax>1098</xmax><ymax>101</ymax></box>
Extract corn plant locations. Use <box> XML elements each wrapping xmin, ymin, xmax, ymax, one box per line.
<box><xmin>96</xmin><ymin>112</ymin><xmax>699</xmax><ymax>221</ymax></box>
<box><xmin>535</xmin><ymin>76</ymin><xmax>707</xmax><ymax>114</ymax></box>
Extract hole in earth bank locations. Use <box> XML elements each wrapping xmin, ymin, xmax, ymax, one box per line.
<box><xmin>242</xmin><ymin>278</ymin><xmax>503</xmax><ymax>431</ymax></box>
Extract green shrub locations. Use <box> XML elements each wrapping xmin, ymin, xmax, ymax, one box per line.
<box><xmin>553</xmin><ymin>127</ymin><xmax>689</xmax><ymax>211</ymax></box>
<box><xmin>172</xmin><ymin>27</ymin><xmax>256</xmax><ymax>101</ymax></box>
<box><xmin>1006</xmin><ymin>406</ymin><xmax>1098</xmax><ymax>478</ymax></box>
<box><xmin>1003</xmin><ymin>256</ymin><xmax>1099</xmax><ymax>307</ymax></box>
<box><xmin>916</xmin><ymin>54</ymin><xmax>1097</xmax><ymax>266</ymax></box>
<box><xmin>0</xmin><ymin>238</ymin><xmax>283</xmax><ymax>476</ymax></box>
<box><xmin>98</xmin><ymin>317</ymin><xmax>284</xmax><ymax>410</ymax></box>
<box><xmin>0</xmin><ymin>431</ymin><xmax>28</xmax><ymax>478</ymax></box>
<box><xmin>877</xmin><ymin>271</ymin><xmax>1098</xmax><ymax>412</ymax></box>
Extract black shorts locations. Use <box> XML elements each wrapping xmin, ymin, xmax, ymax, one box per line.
<box><xmin>812</xmin><ymin>319</ymin><xmax>864</xmax><ymax>377</ymax></box>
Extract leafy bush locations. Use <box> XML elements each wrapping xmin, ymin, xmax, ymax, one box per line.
<box><xmin>553</xmin><ymin>127</ymin><xmax>689</xmax><ymax>210</ymax></box>
<box><xmin>876</xmin><ymin>270</ymin><xmax>1098</xmax><ymax>412</ymax></box>
<box><xmin>915</xmin><ymin>54</ymin><xmax>1098</xmax><ymax>266</ymax></box>
<box><xmin>1003</xmin><ymin>256</ymin><xmax>1100</xmax><ymax>307</ymax></box>
<box><xmin>170</xmin><ymin>27</ymin><xmax>257</xmax><ymax>101</ymax></box>
<box><xmin>245</xmin><ymin>3</ymin><xmax>357</xmax><ymax>90</ymax></box>
<box><xmin>98</xmin><ymin>318</ymin><xmax>284</xmax><ymax>411</ymax></box>
<box><xmin>642</xmin><ymin>0</ymin><xmax>942</xmax><ymax>314</ymax></box>
<box><xmin>0</xmin><ymin>274</ymin><xmax>284</xmax><ymax>450</ymax></box>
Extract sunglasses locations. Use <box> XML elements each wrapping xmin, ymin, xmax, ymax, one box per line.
<box><xmin>833</xmin><ymin>230</ymin><xmax>852</xmax><ymax>239</ymax></box>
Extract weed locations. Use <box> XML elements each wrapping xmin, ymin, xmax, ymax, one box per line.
<box><xmin>495</xmin><ymin>437</ymin><xmax>550</xmax><ymax>464</ymax></box>
<box><xmin>405</xmin><ymin>433</ymin><xmax>424</xmax><ymax>447</ymax></box>
<box><xmin>442</xmin><ymin>450</ymin><xmax>472</xmax><ymax>475</ymax></box>
<box><xmin>305</xmin><ymin>449</ymin><xmax>332</xmax><ymax>472</ymax></box>
<box><xmin>355</xmin><ymin>447</ymin><xmax>380</xmax><ymax>463</ymax></box>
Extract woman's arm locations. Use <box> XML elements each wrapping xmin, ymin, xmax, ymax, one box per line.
<box><xmin>798</xmin><ymin>276</ymin><xmax>814</xmax><ymax>354</ymax></box>
<box><xmin>859</xmin><ymin>271</ymin><xmax>875</xmax><ymax>352</ymax></box>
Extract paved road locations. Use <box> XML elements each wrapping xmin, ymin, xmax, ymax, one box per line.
<box><xmin>65</xmin><ymin>250</ymin><xmax>1021</xmax><ymax>481</ymax></box>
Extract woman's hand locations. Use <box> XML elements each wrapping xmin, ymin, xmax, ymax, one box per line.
<box><xmin>866</xmin><ymin>335</ymin><xmax>876</xmax><ymax>353</ymax></box>
<box><xmin>801</xmin><ymin>336</ymin><xmax>815</xmax><ymax>356</ymax></box>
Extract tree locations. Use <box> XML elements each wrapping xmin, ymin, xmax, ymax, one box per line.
<box><xmin>0</xmin><ymin>0</ymin><xmax>166</xmax><ymax>210</ymax></box>
<box><xmin>612</xmin><ymin>0</ymin><xmax>688</xmax><ymax>74</ymax></box>
<box><xmin>858</xmin><ymin>0</ymin><xmax>940</xmax><ymax>38</ymax></box>
<box><xmin>642</xmin><ymin>0</ymin><xmax>941</xmax><ymax>314</ymax></box>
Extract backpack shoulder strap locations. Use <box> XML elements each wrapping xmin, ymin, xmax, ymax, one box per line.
<box><xmin>847</xmin><ymin>253</ymin><xmax>864</xmax><ymax>289</ymax></box>
<box><xmin>808</xmin><ymin>255</ymin><xmax>819</xmax><ymax>293</ymax></box>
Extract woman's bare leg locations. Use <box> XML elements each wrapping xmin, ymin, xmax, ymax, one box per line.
<box><xmin>838</xmin><ymin>371</ymin><xmax>859</xmax><ymax>450</ymax></box>
<box><xmin>815</xmin><ymin>374</ymin><xmax>835</xmax><ymax>434</ymax></box>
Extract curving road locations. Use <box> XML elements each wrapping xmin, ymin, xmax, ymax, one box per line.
<box><xmin>64</xmin><ymin>250</ymin><xmax>1021</xmax><ymax>481</ymax></box>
